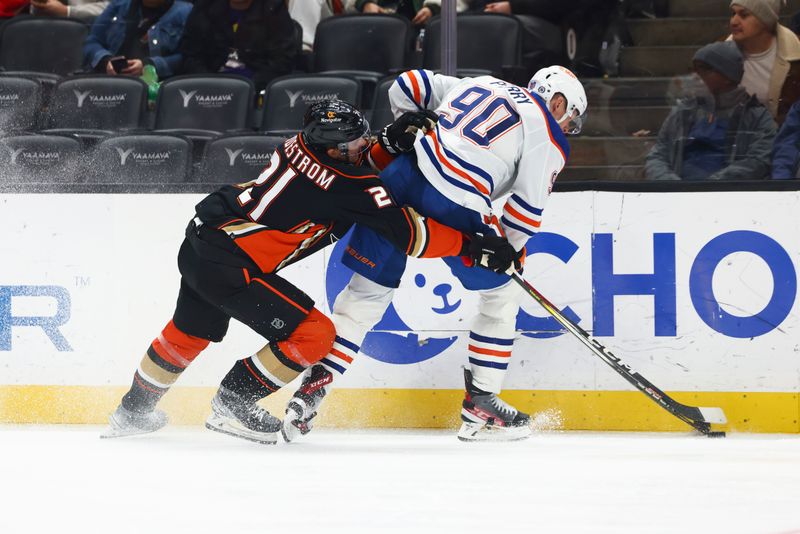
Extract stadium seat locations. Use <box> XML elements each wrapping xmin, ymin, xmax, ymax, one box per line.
<box><xmin>90</xmin><ymin>133</ymin><xmax>193</xmax><ymax>184</ymax></box>
<box><xmin>0</xmin><ymin>134</ymin><xmax>83</xmax><ymax>183</ymax></box>
<box><xmin>422</xmin><ymin>14</ymin><xmax>523</xmax><ymax>80</ymax></box>
<box><xmin>260</xmin><ymin>74</ymin><xmax>360</xmax><ymax>136</ymax></box>
<box><xmin>312</xmin><ymin>15</ymin><xmax>412</xmax><ymax>107</ymax></box>
<box><xmin>0</xmin><ymin>76</ymin><xmax>42</xmax><ymax>133</ymax></box>
<box><xmin>0</xmin><ymin>17</ymin><xmax>88</xmax><ymax>76</ymax></box>
<box><xmin>41</xmin><ymin>76</ymin><xmax>148</xmax><ymax>143</ymax></box>
<box><xmin>195</xmin><ymin>134</ymin><xmax>287</xmax><ymax>185</ymax></box>
<box><xmin>369</xmin><ymin>76</ymin><xmax>397</xmax><ymax>133</ymax></box>
<box><xmin>154</xmin><ymin>74</ymin><xmax>255</xmax><ymax>139</ymax></box>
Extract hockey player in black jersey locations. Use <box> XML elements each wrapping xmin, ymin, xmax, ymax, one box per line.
<box><xmin>104</xmin><ymin>100</ymin><xmax>519</xmax><ymax>444</ymax></box>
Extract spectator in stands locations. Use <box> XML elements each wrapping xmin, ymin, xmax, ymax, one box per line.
<box><xmin>84</xmin><ymin>0</ymin><xmax>192</xmax><ymax>78</ymax></box>
<box><xmin>729</xmin><ymin>0</ymin><xmax>800</xmax><ymax>125</ymax></box>
<box><xmin>289</xmin><ymin>0</ymin><xmax>343</xmax><ymax>53</ymax></box>
<box><xmin>29</xmin><ymin>0</ymin><xmax>109</xmax><ymax>23</ymax></box>
<box><xmin>350</xmin><ymin>0</ymin><xmax>448</xmax><ymax>26</ymax></box>
<box><xmin>646</xmin><ymin>41</ymin><xmax>776</xmax><ymax>181</ymax></box>
<box><xmin>179</xmin><ymin>0</ymin><xmax>297</xmax><ymax>92</ymax></box>
<box><xmin>772</xmin><ymin>99</ymin><xmax>800</xmax><ymax>178</ymax></box>
<box><xmin>471</xmin><ymin>0</ymin><xmax>568</xmax><ymax>76</ymax></box>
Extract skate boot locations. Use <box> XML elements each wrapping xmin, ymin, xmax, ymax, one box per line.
<box><xmin>281</xmin><ymin>364</ymin><xmax>333</xmax><ymax>443</ymax></box>
<box><xmin>205</xmin><ymin>387</ymin><xmax>282</xmax><ymax>445</ymax></box>
<box><xmin>457</xmin><ymin>369</ymin><xmax>531</xmax><ymax>442</ymax></box>
<box><xmin>101</xmin><ymin>404</ymin><xmax>168</xmax><ymax>439</ymax></box>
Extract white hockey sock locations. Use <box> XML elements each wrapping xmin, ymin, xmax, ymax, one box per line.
<box><xmin>467</xmin><ymin>280</ymin><xmax>524</xmax><ymax>394</ymax></box>
<box><xmin>318</xmin><ymin>273</ymin><xmax>394</xmax><ymax>379</ymax></box>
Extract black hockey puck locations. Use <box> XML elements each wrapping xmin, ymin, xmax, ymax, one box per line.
<box><xmin>706</xmin><ymin>431</ymin><xmax>726</xmax><ymax>438</ymax></box>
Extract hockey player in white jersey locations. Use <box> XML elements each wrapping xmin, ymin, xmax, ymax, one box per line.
<box><xmin>283</xmin><ymin>66</ymin><xmax>587</xmax><ymax>442</ymax></box>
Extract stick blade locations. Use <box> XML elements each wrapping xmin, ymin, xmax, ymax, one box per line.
<box><xmin>698</xmin><ymin>406</ymin><xmax>727</xmax><ymax>424</ymax></box>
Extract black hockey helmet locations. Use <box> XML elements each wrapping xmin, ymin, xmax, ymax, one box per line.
<box><xmin>301</xmin><ymin>100</ymin><xmax>370</xmax><ymax>154</ymax></box>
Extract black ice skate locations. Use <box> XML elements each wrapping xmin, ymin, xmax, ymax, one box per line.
<box><xmin>101</xmin><ymin>404</ymin><xmax>168</xmax><ymax>439</ymax></box>
<box><xmin>458</xmin><ymin>368</ymin><xmax>531</xmax><ymax>442</ymax></box>
<box><xmin>205</xmin><ymin>387</ymin><xmax>281</xmax><ymax>445</ymax></box>
<box><xmin>281</xmin><ymin>364</ymin><xmax>333</xmax><ymax>443</ymax></box>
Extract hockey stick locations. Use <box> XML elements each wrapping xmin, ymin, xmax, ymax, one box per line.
<box><xmin>510</xmin><ymin>272</ymin><xmax>727</xmax><ymax>436</ymax></box>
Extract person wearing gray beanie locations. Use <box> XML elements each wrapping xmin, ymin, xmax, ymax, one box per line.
<box><xmin>729</xmin><ymin>0</ymin><xmax>800</xmax><ymax>124</ymax></box>
<box><xmin>730</xmin><ymin>0</ymin><xmax>782</xmax><ymax>29</ymax></box>
<box><xmin>693</xmin><ymin>41</ymin><xmax>745</xmax><ymax>84</ymax></box>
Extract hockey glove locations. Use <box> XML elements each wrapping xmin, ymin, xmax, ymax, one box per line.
<box><xmin>464</xmin><ymin>234</ymin><xmax>524</xmax><ymax>275</ymax></box>
<box><xmin>379</xmin><ymin>110</ymin><xmax>439</xmax><ymax>154</ymax></box>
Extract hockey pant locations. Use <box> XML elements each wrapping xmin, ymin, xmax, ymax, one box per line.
<box><xmin>121</xmin><ymin>221</ymin><xmax>335</xmax><ymax>413</ymax></box>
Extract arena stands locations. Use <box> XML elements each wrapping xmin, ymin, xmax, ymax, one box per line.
<box><xmin>1</xmin><ymin>1</ymin><xmax>800</xmax><ymax>187</ymax></box>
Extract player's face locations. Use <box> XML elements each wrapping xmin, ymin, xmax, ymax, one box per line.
<box><xmin>730</xmin><ymin>5</ymin><xmax>769</xmax><ymax>42</ymax></box>
<box><xmin>329</xmin><ymin>136</ymin><xmax>370</xmax><ymax>164</ymax></box>
<box><xmin>550</xmin><ymin>95</ymin><xmax>577</xmax><ymax>134</ymax></box>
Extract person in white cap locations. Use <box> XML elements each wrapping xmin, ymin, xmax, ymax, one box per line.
<box><xmin>729</xmin><ymin>0</ymin><xmax>800</xmax><ymax>124</ymax></box>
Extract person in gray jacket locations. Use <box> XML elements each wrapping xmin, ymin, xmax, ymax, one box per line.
<box><xmin>646</xmin><ymin>41</ymin><xmax>777</xmax><ymax>181</ymax></box>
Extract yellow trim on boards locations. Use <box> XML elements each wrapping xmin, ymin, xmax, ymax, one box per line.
<box><xmin>0</xmin><ymin>386</ymin><xmax>797</xmax><ymax>433</ymax></box>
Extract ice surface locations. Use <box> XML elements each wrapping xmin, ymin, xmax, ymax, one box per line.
<box><xmin>1</xmin><ymin>426</ymin><xmax>799</xmax><ymax>534</ymax></box>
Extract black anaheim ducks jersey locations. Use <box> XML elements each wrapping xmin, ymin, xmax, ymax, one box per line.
<box><xmin>194</xmin><ymin>134</ymin><xmax>465</xmax><ymax>274</ymax></box>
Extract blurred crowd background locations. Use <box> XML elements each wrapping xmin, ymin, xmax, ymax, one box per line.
<box><xmin>1</xmin><ymin>0</ymin><xmax>799</xmax><ymax>186</ymax></box>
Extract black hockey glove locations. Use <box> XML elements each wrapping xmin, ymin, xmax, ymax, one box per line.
<box><xmin>378</xmin><ymin>110</ymin><xmax>439</xmax><ymax>154</ymax></box>
<box><xmin>464</xmin><ymin>234</ymin><xmax>524</xmax><ymax>275</ymax></box>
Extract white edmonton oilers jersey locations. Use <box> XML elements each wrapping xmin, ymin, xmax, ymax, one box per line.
<box><xmin>388</xmin><ymin>69</ymin><xmax>571</xmax><ymax>251</ymax></box>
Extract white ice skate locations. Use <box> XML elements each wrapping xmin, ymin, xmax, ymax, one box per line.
<box><xmin>205</xmin><ymin>387</ymin><xmax>281</xmax><ymax>445</ymax></box>
<box><xmin>281</xmin><ymin>364</ymin><xmax>332</xmax><ymax>443</ymax></box>
<box><xmin>101</xmin><ymin>404</ymin><xmax>168</xmax><ymax>439</ymax></box>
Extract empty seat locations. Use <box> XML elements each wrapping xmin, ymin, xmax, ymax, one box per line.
<box><xmin>90</xmin><ymin>134</ymin><xmax>193</xmax><ymax>184</ymax></box>
<box><xmin>0</xmin><ymin>134</ymin><xmax>83</xmax><ymax>183</ymax></box>
<box><xmin>261</xmin><ymin>75</ymin><xmax>360</xmax><ymax>135</ymax></box>
<box><xmin>42</xmin><ymin>76</ymin><xmax>148</xmax><ymax>142</ymax></box>
<box><xmin>369</xmin><ymin>76</ymin><xmax>397</xmax><ymax>132</ymax></box>
<box><xmin>0</xmin><ymin>76</ymin><xmax>42</xmax><ymax>133</ymax></box>
<box><xmin>0</xmin><ymin>18</ymin><xmax>88</xmax><ymax>76</ymax></box>
<box><xmin>196</xmin><ymin>134</ymin><xmax>287</xmax><ymax>184</ymax></box>
<box><xmin>154</xmin><ymin>75</ymin><xmax>255</xmax><ymax>139</ymax></box>
<box><xmin>423</xmin><ymin>14</ymin><xmax>523</xmax><ymax>80</ymax></box>
<box><xmin>312</xmin><ymin>14</ymin><xmax>412</xmax><ymax>107</ymax></box>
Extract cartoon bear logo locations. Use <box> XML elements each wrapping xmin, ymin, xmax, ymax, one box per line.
<box><xmin>325</xmin><ymin>231</ymin><xmax>582</xmax><ymax>364</ymax></box>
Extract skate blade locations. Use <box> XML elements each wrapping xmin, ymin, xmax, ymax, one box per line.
<box><xmin>457</xmin><ymin>421</ymin><xmax>532</xmax><ymax>442</ymax></box>
<box><xmin>205</xmin><ymin>414</ymin><xmax>278</xmax><ymax>445</ymax></box>
<box><xmin>100</xmin><ymin>425</ymin><xmax>161</xmax><ymax>439</ymax></box>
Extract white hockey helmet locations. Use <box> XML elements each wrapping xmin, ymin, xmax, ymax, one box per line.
<box><xmin>527</xmin><ymin>66</ymin><xmax>588</xmax><ymax>135</ymax></box>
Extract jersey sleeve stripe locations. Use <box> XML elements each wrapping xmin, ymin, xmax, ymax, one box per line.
<box><xmin>435</xmin><ymin>125</ymin><xmax>495</xmax><ymax>190</ymax></box>
<box><xmin>396</xmin><ymin>74</ymin><xmax>422</xmax><ymax>110</ymax></box>
<box><xmin>427</xmin><ymin>130</ymin><xmax>491</xmax><ymax>195</ymax></box>
<box><xmin>418</xmin><ymin>69</ymin><xmax>432</xmax><ymax>107</ymax></box>
<box><xmin>509</xmin><ymin>193</ymin><xmax>543</xmax><ymax>216</ymax></box>
<box><xmin>419</xmin><ymin>134</ymin><xmax>490</xmax><ymax>206</ymax></box>
<box><xmin>501</xmin><ymin>215</ymin><xmax>537</xmax><ymax>236</ymax></box>
<box><xmin>407</xmin><ymin>71</ymin><xmax>422</xmax><ymax>104</ymax></box>
<box><xmin>504</xmin><ymin>203</ymin><xmax>541</xmax><ymax>228</ymax></box>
